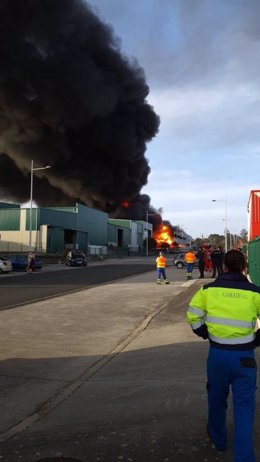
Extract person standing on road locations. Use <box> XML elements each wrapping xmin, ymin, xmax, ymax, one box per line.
<box><xmin>156</xmin><ymin>251</ymin><xmax>170</xmax><ymax>284</ymax></box>
<box><xmin>27</xmin><ymin>251</ymin><xmax>35</xmax><ymax>273</ymax></box>
<box><xmin>184</xmin><ymin>249</ymin><xmax>196</xmax><ymax>280</ymax></box>
<box><xmin>211</xmin><ymin>245</ymin><xmax>224</xmax><ymax>278</ymax></box>
<box><xmin>196</xmin><ymin>246</ymin><xmax>205</xmax><ymax>279</ymax></box>
<box><xmin>186</xmin><ymin>250</ymin><xmax>260</xmax><ymax>462</ymax></box>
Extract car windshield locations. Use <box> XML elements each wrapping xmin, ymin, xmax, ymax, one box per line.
<box><xmin>71</xmin><ymin>252</ymin><xmax>85</xmax><ymax>258</ymax></box>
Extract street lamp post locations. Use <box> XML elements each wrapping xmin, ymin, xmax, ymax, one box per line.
<box><xmin>212</xmin><ymin>196</ymin><xmax>228</xmax><ymax>253</ymax></box>
<box><xmin>145</xmin><ymin>210</ymin><xmax>157</xmax><ymax>256</ymax></box>
<box><xmin>29</xmin><ymin>160</ymin><xmax>51</xmax><ymax>250</ymax></box>
<box><xmin>146</xmin><ymin>210</ymin><xmax>149</xmax><ymax>257</ymax></box>
<box><xmin>178</xmin><ymin>224</ymin><xmax>185</xmax><ymax>245</ymax></box>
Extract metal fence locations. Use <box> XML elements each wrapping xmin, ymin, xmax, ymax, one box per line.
<box><xmin>248</xmin><ymin>237</ymin><xmax>260</xmax><ymax>286</ymax></box>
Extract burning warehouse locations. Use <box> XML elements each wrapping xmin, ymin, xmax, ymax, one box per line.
<box><xmin>153</xmin><ymin>223</ymin><xmax>175</xmax><ymax>249</ymax></box>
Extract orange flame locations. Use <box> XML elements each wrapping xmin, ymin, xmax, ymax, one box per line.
<box><xmin>153</xmin><ymin>224</ymin><xmax>174</xmax><ymax>247</ymax></box>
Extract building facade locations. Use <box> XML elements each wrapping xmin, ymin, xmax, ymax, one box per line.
<box><xmin>0</xmin><ymin>202</ymin><xmax>108</xmax><ymax>254</ymax></box>
<box><xmin>0</xmin><ymin>203</ymin><xmax>151</xmax><ymax>256</ymax></box>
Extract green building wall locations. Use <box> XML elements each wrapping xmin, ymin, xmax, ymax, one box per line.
<box><xmin>107</xmin><ymin>220</ymin><xmax>131</xmax><ymax>247</ymax></box>
<box><xmin>26</xmin><ymin>204</ymin><xmax>107</xmax><ymax>248</ymax></box>
<box><xmin>108</xmin><ymin>219</ymin><xmax>132</xmax><ymax>230</ymax></box>
<box><xmin>47</xmin><ymin>227</ymin><xmax>65</xmax><ymax>253</ymax></box>
<box><xmin>0</xmin><ymin>202</ymin><xmax>108</xmax><ymax>254</ymax></box>
<box><xmin>33</xmin><ymin>208</ymin><xmax>77</xmax><ymax>230</ymax></box>
<box><xmin>0</xmin><ymin>208</ymin><xmax>21</xmax><ymax>230</ymax></box>
<box><xmin>108</xmin><ymin>223</ymin><xmax>117</xmax><ymax>243</ymax></box>
<box><xmin>77</xmin><ymin>203</ymin><xmax>108</xmax><ymax>246</ymax></box>
<box><xmin>248</xmin><ymin>237</ymin><xmax>260</xmax><ymax>286</ymax></box>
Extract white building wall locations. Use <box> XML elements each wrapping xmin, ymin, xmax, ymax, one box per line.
<box><xmin>20</xmin><ymin>209</ymin><xmax>26</xmax><ymax>231</ymax></box>
<box><xmin>0</xmin><ymin>225</ymin><xmax>48</xmax><ymax>253</ymax></box>
<box><xmin>0</xmin><ymin>230</ymin><xmax>31</xmax><ymax>252</ymax></box>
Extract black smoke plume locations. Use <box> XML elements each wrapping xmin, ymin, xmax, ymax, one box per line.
<box><xmin>0</xmin><ymin>0</ymin><xmax>160</xmax><ymax>218</ymax></box>
<box><xmin>114</xmin><ymin>193</ymin><xmax>163</xmax><ymax>225</ymax></box>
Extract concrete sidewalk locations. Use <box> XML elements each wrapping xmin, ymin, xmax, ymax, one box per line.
<box><xmin>0</xmin><ymin>265</ymin><xmax>260</xmax><ymax>462</ymax></box>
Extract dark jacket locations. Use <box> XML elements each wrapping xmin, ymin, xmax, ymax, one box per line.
<box><xmin>196</xmin><ymin>249</ymin><xmax>205</xmax><ymax>265</ymax></box>
<box><xmin>211</xmin><ymin>249</ymin><xmax>224</xmax><ymax>264</ymax></box>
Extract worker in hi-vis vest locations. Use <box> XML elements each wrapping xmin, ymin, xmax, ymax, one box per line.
<box><xmin>184</xmin><ymin>250</ymin><xmax>196</xmax><ymax>280</ymax></box>
<box><xmin>156</xmin><ymin>251</ymin><xmax>169</xmax><ymax>285</ymax></box>
<box><xmin>187</xmin><ymin>249</ymin><xmax>260</xmax><ymax>462</ymax></box>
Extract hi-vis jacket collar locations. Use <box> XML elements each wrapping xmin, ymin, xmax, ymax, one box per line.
<box><xmin>218</xmin><ymin>272</ymin><xmax>248</xmax><ymax>282</ymax></box>
<box><xmin>203</xmin><ymin>272</ymin><xmax>260</xmax><ymax>294</ymax></box>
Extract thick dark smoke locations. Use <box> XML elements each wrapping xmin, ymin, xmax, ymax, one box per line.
<box><xmin>0</xmin><ymin>0</ymin><xmax>160</xmax><ymax>218</ymax></box>
<box><xmin>114</xmin><ymin>193</ymin><xmax>163</xmax><ymax>225</ymax></box>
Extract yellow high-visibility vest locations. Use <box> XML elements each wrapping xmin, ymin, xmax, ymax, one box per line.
<box><xmin>187</xmin><ymin>274</ymin><xmax>260</xmax><ymax>346</ymax></box>
<box><xmin>156</xmin><ymin>256</ymin><xmax>166</xmax><ymax>268</ymax></box>
<box><xmin>185</xmin><ymin>252</ymin><xmax>196</xmax><ymax>263</ymax></box>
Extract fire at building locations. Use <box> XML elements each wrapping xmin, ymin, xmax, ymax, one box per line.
<box><xmin>153</xmin><ymin>224</ymin><xmax>174</xmax><ymax>249</ymax></box>
<box><xmin>145</xmin><ymin>215</ymin><xmax>193</xmax><ymax>252</ymax></box>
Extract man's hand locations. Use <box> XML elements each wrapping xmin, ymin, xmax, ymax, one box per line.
<box><xmin>194</xmin><ymin>323</ymin><xmax>208</xmax><ymax>340</ymax></box>
<box><xmin>254</xmin><ymin>329</ymin><xmax>260</xmax><ymax>347</ymax></box>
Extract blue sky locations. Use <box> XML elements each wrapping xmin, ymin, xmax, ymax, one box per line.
<box><xmin>88</xmin><ymin>0</ymin><xmax>260</xmax><ymax>238</ymax></box>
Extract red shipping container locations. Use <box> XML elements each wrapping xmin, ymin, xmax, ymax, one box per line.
<box><xmin>248</xmin><ymin>190</ymin><xmax>260</xmax><ymax>240</ymax></box>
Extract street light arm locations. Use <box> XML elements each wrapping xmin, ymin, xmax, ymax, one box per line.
<box><xmin>32</xmin><ymin>165</ymin><xmax>51</xmax><ymax>171</ymax></box>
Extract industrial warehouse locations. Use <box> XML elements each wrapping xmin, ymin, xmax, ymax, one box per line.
<box><xmin>0</xmin><ymin>202</ymin><xmax>193</xmax><ymax>257</ymax></box>
<box><xmin>0</xmin><ymin>202</ymin><xmax>152</xmax><ymax>257</ymax></box>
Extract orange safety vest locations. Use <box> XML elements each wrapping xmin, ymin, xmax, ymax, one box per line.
<box><xmin>156</xmin><ymin>255</ymin><xmax>166</xmax><ymax>268</ymax></box>
<box><xmin>184</xmin><ymin>252</ymin><xmax>196</xmax><ymax>263</ymax></box>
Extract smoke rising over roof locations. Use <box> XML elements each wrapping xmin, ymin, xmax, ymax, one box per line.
<box><xmin>0</xmin><ymin>0</ymin><xmax>160</xmax><ymax>219</ymax></box>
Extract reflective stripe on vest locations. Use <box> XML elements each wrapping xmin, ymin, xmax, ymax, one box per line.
<box><xmin>209</xmin><ymin>332</ymin><xmax>255</xmax><ymax>345</ymax></box>
<box><xmin>206</xmin><ymin>315</ymin><xmax>255</xmax><ymax>329</ymax></box>
<box><xmin>188</xmin><ymin>306</ymin><xmax>205</xmax><ymax>317</ymax></box>
<box><xmin>191</xmin><ymin>320</ymin><xmax>204</xmax><ymax>330</ymax></box>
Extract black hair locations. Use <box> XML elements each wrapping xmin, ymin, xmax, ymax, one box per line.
<box><xmin>224</xmin><ymin>250</ymin><xmax>246</xmax><ymax>273</ymax></box>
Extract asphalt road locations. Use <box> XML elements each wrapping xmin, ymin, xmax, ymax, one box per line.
<box><xmin>0</xmin><ymin>262</ymin><xmax>208</xmax><ymax>462</ymax></box>
<box><xmin>0</xmin><ymin>263</ymin><xmax>159</xmax><ymax>311</ymax></box>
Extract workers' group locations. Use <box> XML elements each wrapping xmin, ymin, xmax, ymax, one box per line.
<box><xmin>156</xmin><ymin>249</ymin><xmax>195</xmax><ymax>284</ymax></box>
<box><xmin>156</xmin><ymin>246</ymin><xmax>225</xmax><ymax>284</ymax></box>
<box><xmin>156</xmin><ymin>247</ymin><xmax>224</xmax><ymax>284</ymax></box>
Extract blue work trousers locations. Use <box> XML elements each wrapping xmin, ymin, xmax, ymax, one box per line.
<box><xmin>157</xmin><ymin>267</ymin><xmax>167</xmax><ymax>280</ymax></box>
<box><xmin>186</xmin><ymin>263</ymin><xmax>194</xmax><ymax>275</ymax></box>
<box><xmin>207</xmin><ymin>346</ymin><xmax>257</xmax><ymax>462</ymax></box>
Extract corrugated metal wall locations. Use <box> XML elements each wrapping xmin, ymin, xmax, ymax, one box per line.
<box><xmin>0</xmin><ymin>209</ymin><xmax>20</xmax><ymax>230</ymax></box>
<box><xmin>47</xmin><ymin>228</ymin><xmax>65</xmax><ymax>253</ymax></box>
<box><xmin>37</xmin><ymin>208</ymin><xmax>76</xmax><ymax>229</ymax></box>
<box><xmin>77</xmin><ymin>231</ymin><xmax>88</xmax><ymax>252</ymax></box>
<box><xmin>0</xmin><ymin>203</ymin><xmax>133</xmax><ymax>253</ymax></box>
<box><xmin>108</xmin><ymin>219</ymin><xmax>131</xmax><ymax>229</ymax></box>
<box><xmin>108</xmin><ymin>223</ymin><xmax>117</xmax><ymax>243</ymax></box>
<box><xmin>248</xmin><ymin>237</ymin><xmax>260</xmax><ymax>285</ymax></box>
<box><xmin>77</xmin><ymin>203</ymin><xmax>108</xmax><ymax>246</ymax></box>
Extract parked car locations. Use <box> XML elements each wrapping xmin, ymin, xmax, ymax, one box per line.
<box><xmin>65</xmin><ymin>250</ymin><xmax>87</xmax><ymax>267</ymax></box>
<box><xmin>0</xmin><ymin>256</ymin><xmax>13</xmax><ymax>273</ymax></box>
<box><xmin>173</xmin><ymin>252</ymin><xmax>198</xmax><ymax>269</ymax></box>
<box><xmin>9</xmin><ymin>254</ymin><xmax>42</xmax><ymax>271</ymax></box>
